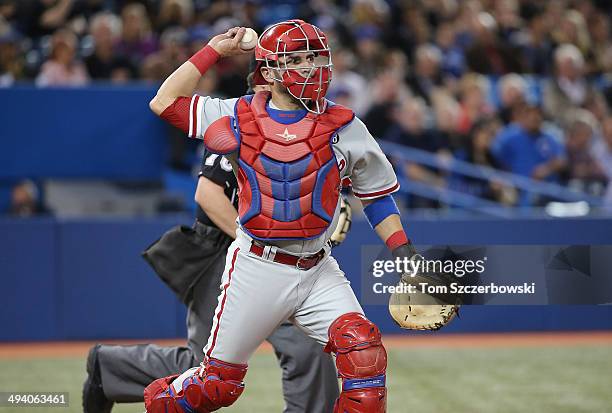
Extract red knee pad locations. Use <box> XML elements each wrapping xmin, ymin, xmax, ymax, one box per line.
<box><xmin>144</xmin><ymin>358</ymin><xmax>247</xmax><ymax>413</ymax></box>
<box><xmin>325</xmin><ymin>312</ymin><xmax>387</xmax><ymax>379</ymax></box>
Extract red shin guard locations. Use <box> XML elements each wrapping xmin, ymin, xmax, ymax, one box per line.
<box><xmin>326</xmin><ymin>313</ymin><xmax>387</xmax><ymax>412</ymax></box>
<box><xmin>144</xmin><ymin>358</ymin><xmax>247</xmax><ymax>413</ymax></box>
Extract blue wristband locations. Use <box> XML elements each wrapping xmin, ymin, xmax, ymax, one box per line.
<box><xmin>363</xmin><ymin>195</ymin><xmax>400</xmax><ymax>228</ymax></box>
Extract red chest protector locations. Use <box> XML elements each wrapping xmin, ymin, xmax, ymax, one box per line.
<box><xmin>233</xmin><ymin>92</ymin><xmax>354</xmax><ymax>240</ymax></box>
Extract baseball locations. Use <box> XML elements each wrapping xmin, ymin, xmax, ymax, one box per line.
<box><xmin>240</xmin><ymin>28</ymin><xmax>258</xmax><ymax>50</ymax></box>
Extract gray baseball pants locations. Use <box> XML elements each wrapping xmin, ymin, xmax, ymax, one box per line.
<box><xmin>95</xmin><ymin>222</ymin><xmax>339</xmax><ymax>413</ymax></box>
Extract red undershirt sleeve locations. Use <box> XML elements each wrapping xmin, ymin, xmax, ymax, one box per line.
<box><xmin>159</xmin><ymin>96</ymin><xmax>191</xmax><ymax>133</ymax></box>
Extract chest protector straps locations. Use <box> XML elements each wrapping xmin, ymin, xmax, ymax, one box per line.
<box><xmin>232</xmin><ymin>91</ymin><xmax>354</xmax><ymax>240</ymax></box>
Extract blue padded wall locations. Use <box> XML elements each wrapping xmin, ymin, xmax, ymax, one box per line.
<box><xmin>1</xmin><ymin>215</ymin><xmax>612</xmax><ymax>341</ymax></box>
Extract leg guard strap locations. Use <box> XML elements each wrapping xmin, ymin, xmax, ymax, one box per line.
<box><xmin>342</xmin><ymin>374</ymin><xmax>386</xmax><ymax>391</ymax></box>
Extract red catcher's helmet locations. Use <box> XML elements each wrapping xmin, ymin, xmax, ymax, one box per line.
<box><xmin>253</xmin><ymin>19</ymin><xmax>332</xmax><ymax>114</ymax></box>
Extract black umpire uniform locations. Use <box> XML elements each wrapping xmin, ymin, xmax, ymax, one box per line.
<box><xmin>83</xmin><ymin>150</ymin><xmax>339</xmax><ymax>413</ymax></box>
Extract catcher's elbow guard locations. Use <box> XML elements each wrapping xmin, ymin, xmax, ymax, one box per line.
<box><xmin>203</xmin><ymin>116</ymin><xmax>240</xmax><ymax>155</ymax></box>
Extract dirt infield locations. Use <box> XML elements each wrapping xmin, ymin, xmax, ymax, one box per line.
<box><xmin>1</xmin><ymin>331</ymin><xmax>611</xmax><ymax>359</ymax></box>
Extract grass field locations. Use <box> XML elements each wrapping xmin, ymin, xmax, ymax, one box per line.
<box><xmin>1</xmin><ymin>334</ymin><xmax>612</xmax><ymax>413</ymax></box>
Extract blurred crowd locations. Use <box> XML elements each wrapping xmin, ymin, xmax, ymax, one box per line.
<box><xmin>2</xmin><ymin>0</ymin><xmax>612</xmax><ymax>210</ymax></box>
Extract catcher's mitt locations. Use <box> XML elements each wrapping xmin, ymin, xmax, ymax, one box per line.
<box><xmin>389</xmin><ymin>258</ymin><xmax>461</xmax><ymax>331</ymax></box>
<box><xmin>329</xmin><ymin>195</ymin><xmax>352</xmax><ymax>247</ymax></box>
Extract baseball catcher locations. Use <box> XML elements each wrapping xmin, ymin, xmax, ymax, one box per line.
<box><xmin>145</xmin><ymin>19</ymin><xmax>429</xmax><ymax>413</ymax></box>
<box><xmin>82</xmin><ymin>75</ymin><xmax>345</xmax><ymax>413</ymax></box>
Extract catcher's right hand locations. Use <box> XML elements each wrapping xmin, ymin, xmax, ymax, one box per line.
<box><xmin>329</xmin><ymin>195</ymin><xmax>352</xmax><ymax>247</ymax></box>
<box><xmin>389</xmin><ymin>253</ymin><xmax>461</xmax><ymax>331</ymax></box>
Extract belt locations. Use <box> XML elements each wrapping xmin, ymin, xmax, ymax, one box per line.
<box><xmin>249</xmin><ymin>242</ymin><xmax>326</xmax><ymax>270</ymax></box>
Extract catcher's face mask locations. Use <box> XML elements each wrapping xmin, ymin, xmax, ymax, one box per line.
<box><xmin>254</xmin><ymin>19</ymin><xmax>333</xmax><ymax>114</ymax></box>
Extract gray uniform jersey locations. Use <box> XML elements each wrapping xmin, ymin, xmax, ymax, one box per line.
<box><xmin>188</xmin><ymin>95</ymin><xmax>399</xmax><ymax>254</ymax></box>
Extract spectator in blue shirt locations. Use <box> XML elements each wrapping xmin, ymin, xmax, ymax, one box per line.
<box><xmin>491</xmin><ymin>102</ymin><xmax>566</xmax><ymax>205</ymax></box>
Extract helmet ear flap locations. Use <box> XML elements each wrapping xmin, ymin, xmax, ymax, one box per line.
<box><xmin>251</xmin><ymin>61</ymin><xmax>269</xmax><ymax>86</ymax></box>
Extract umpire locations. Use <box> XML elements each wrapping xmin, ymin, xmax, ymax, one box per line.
<box><xmin>82</xmin><ymin>79</ymin><xmax>340</xmax><ymax>413</ymax></box>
